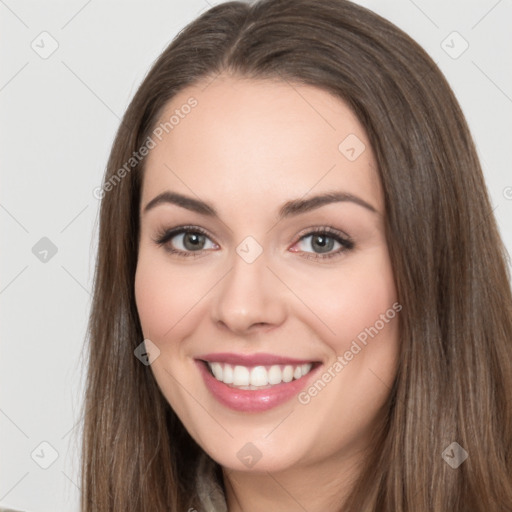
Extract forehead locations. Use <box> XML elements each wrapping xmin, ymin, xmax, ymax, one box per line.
<box><xmin>141</xmin><ymin>75</ymin><xmax>382</xmax><ymax>214</ymax></box>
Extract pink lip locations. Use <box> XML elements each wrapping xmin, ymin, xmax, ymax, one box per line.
<box><xmin>197</xmin><ymin>352</ymin><xmax>316</xmax><ymax>366</ymax></box>
<box><xmin>195</xmin><ymin>357</ymin><xmax>321</xmax><ymax>413</ymax></box>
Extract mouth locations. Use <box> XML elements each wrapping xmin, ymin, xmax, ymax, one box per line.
<box><xmin>195</xmin><ymin>353</ymin><xmax>321</xmax><ymax>412</ymax></box>
<box><xmin>204</xmin><ymin>361</ymin><xmax>315</xmax><ymax>389</ymax></box>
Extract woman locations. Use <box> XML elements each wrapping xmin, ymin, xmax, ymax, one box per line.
<box><xmin>81</xmin><ymin>0</ymin><xmax>512</xmax><ymax>510</ymax></box>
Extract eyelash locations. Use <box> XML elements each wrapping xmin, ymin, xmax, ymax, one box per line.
<box><xmin>152</xmin><ymin>225</ymin><xmax>355</xmax><ymax>261</ymax></box>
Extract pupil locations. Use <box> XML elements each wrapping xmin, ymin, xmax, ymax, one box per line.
<box><xmin>312</xmin><ymin>235</ymin><xmax>333</xmax><ymax>253</ymax></box>
<box><xmin>184</xmin><ymin>233</ymin><xmax>205</xmax><ymax>251</ymax></box>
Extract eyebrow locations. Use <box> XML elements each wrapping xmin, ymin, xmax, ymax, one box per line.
<box><xmin>143</xmin><ymin>190</ymin><xmax>378</xmax><ymax>219</ymax></box>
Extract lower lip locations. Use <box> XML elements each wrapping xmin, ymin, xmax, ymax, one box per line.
<box><xmin>196</xmin><ymin>360</ymin><xmax>319</xmax><ymax>412</ymax></box>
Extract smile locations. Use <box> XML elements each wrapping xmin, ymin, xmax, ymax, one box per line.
<box><xmin>196</xmin><ymin>353</ymin><xmax>321</xmax><ymax>412</ymax></box>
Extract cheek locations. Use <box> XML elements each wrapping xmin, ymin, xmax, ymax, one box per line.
<box><xmin>134</xmin><ymin>248</ymin><xmax>220</xmax><ymax>343</ymax></box>
<box><xmin>135</xmin><ymin>258</ymin><xmax>172</xmax><ymax>340</ymax></box>
<box><xmin>335</xmin><ymin>268</ymin><xmax>397</xmax><ymax>348</ymax></box>
<box><xmin>287</xmin><ymin>250</ymin><xmax>398</xmax><ymax>354</ymax></box>
<box><xmin>134</xmin><ymin>252</ymin><xmax>189</xmax><ymax>340</ymax></box>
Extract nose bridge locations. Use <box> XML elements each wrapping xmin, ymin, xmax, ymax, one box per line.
<box><xmin>211</xmin><ymin>238</ymin><xmax>286</xmax><ymax>333</ymax></box>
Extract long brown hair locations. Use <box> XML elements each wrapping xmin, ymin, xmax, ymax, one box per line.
<box><xmin>80</xmin><ymin>0</ymin><xmax>512</xmax><ymax>510</ymax></box>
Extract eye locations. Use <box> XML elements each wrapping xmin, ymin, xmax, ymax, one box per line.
<box><xmin>153</xmin><ymin>225</ymin><xmax>354</xmax><ymax>261</ymax></box>
<box><xmin>290</xmin><ymin>227</ymin><xmax>354</xmax><ymax>260</ymax></box>
<box><xmin>153</xmin><ymin>226</ymin><xmax>218</xmax><ymax>257</ymax></box>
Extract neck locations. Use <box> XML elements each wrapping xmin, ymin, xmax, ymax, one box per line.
<box><xmin>222</xmin><ymin>447</ymin><xmax>367</xmax><ymax>512</ymax></box>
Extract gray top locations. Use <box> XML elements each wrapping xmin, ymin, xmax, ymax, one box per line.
<box><xmin>196</xmin><ymin>452</ymin><xmax>228</xmax><ymax>512</ymax></box>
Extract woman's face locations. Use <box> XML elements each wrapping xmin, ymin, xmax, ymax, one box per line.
<box><xmin>135</xmin><ymin>75</ymin><xmax>400</xmax><ymax>474</ymax></box>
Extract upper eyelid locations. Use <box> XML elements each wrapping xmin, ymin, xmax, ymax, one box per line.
<box><xmin>295</xmin><ymin>225</ymin><xmax>351</xmax><ymax>241</ymax></box>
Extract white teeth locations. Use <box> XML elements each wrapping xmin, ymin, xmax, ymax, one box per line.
<box><xmin>223</xmin><ymin>364</ymin><xmax>234</xmax><ymax>384</ymax></box>
<box><xmin>211</xmin><ymin>362</ymin><xmax>223</xmax><ymax>381</ymax></box>
<box><xmin>250</xmin><ymin>366</ymin><xmax>268</xmax><ymax>387</ymax></box>
<box><xmin>206</xmin><ymin>361</ymin><xmax>313</xmax><ymax>388</ymax></box>
<box><xmin>282</xmin><ymin>365</ymin><xmax>294</xmax><ymax>383</ymax></box>
<box><xmin>268</xmin><ymin>365</ymin><xmax>282</xmax><ymax>385</ymax></box>
<box><xmin>233</xmin><ymin>365</ymin><xmax>250</xmax><ymax>386</ymax></box>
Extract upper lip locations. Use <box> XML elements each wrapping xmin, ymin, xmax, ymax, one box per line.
<box><xmin>196</xmin><ymin>352</ymin><xmax>318</xmax><ymax>366</ymax></box>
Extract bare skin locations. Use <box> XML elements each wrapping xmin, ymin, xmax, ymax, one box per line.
<box><xmin>135</xmin><ymin>74</ymin><xmax>400</xmax><ymax>511</ymax></box>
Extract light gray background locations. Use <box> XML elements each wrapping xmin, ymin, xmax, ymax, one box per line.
<box><xmin>1</xmin><ymin>0</ymin><xmax>511</xmax><ymax>510</ymax></box>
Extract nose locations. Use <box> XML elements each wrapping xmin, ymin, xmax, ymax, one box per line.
<box><xmin>211</xmin><ymin>248</ymin><xmax>287</xmax><ymax>335</ymax></box>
